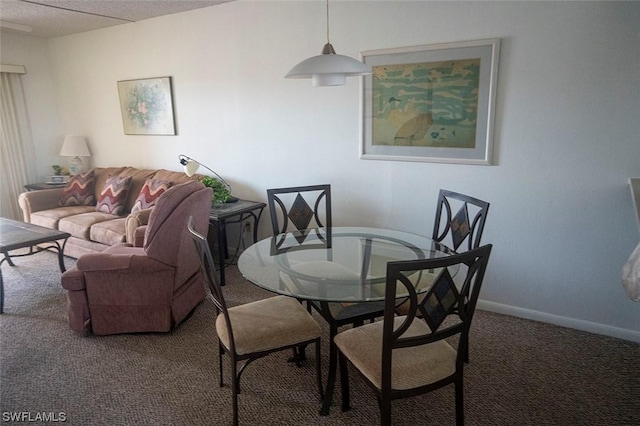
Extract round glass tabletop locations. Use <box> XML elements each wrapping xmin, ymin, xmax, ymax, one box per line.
<box><xmin>237</xmin><ymin>226</ymin><xmax>454</xmax><ymax>303</ymax></box>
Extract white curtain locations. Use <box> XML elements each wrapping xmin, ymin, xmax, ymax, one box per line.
<box><xmin>0</xmin><ymin>70</ymin><xmax>36</xmax><ymax>220</ymax></box>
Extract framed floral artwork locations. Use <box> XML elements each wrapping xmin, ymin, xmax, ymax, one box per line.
<box><xmin>117</xmin><ymin>77</ymin><xmax>176</xmax><ymax>135</ymax></box>
<box><xmin>360</xmin><ymin>39</ymin><xmax>500</xmax><ymax>165</ymax></box>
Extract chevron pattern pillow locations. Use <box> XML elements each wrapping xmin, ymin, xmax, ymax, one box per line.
<box><xmin>95</xmin><ymin>175</ymin><xmax>132</xmax><ymax>215</ymax></box>
<box><xmin>59</xmin><ymin>170</ymin><xmax>96</xmax><ymax>206</ymax></box>
<box><xmin>130</xmin><ymin>179</ymin><xmax>172</xmax><ymax>213</ymax></box>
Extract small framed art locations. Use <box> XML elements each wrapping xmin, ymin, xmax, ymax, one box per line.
<box><xmin>360</xmin><ymin>39</ymin><xmax>500</xmax><ymax>165</ymax></box>
<box><xmin>117</xmin><ymin>76</ymin><xmax>176</xmax><ymax>135</ymax></box>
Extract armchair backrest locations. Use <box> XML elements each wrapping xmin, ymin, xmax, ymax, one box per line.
<box><xmin>144</xmin><ymin>181</ymin><xmax>212</xmax><ymax>286</ymax></box>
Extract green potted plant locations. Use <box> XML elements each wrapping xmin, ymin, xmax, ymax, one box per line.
<box><xmin>200</xmin><ymin>176</ymin><xmax>231</xmax><ymax>204</ymax></box>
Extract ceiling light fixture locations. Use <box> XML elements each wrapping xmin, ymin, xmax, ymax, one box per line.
<box><xmin>285</xmin><ymin>0</ymin><xmax>371</xmax><ymax>87</ymax></box>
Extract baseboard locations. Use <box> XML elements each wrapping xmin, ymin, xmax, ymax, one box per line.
<box><xmin>477</xmin><ymin>299</ymin><xmax>640</xmax><ymax>343</ymax></box>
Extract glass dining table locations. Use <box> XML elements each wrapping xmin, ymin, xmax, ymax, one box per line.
<box><xmin>237</xmin><ymin>226</ymin><xmax>454</xmax><ymax>415</ymax></box>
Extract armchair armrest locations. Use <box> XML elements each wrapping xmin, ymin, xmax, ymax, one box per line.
<box><xmin>125</xmin><ymin>208</ymin><xmax>153</xmax><ymax>246</ymax></box>
<box><xmin>76</xmin><ymin>250</ymin><xmax>172</xmax><ymax>273</ymax></box>
<box><xmin>77</xmin><ymin>253</ymin><xmax>136</xmax><ymax>272</ymax></box>
<box><xmin>18</xmin><ymin>188</ymin><xmax>64</xmax><ymax>222</ymax></box>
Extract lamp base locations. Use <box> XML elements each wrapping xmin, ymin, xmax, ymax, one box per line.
<box><xmin>68</xmin><ymin>156</ymin><xmax>86</xmax><ymax>175</ymax></box>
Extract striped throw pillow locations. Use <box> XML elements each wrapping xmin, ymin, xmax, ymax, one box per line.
<box><xmin>95</xmin><ymin>175</ymin><xmax>132</xmax><ymax>215</ymax></box>
<box><xmin>59</xmin><ymin>170</ymin><xmax>96</xmax><ymax>206</ymax></box>
<box><xmin>130</xmin><ymin>179</ymin><xmax>172</xmax><ymax>213</ymax></box>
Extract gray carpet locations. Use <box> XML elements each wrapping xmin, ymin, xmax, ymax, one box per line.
<box><xmin>1</xmin><ymin>251</ymin><xmax>638</xmax><ymax>425</ymax></box>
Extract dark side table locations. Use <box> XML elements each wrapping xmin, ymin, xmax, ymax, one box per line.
<box><xmin>24</xmin><ymin>182</ymin><xmax>67</xmax><ymax>191</ymax></box>
<box><xmin>210</xmin><ymin>199</ymin><xmax>266</xmax><ymax>285</ymax></box>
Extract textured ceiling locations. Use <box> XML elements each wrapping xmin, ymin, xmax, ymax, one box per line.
<box><xmin>0</xmin><ymin>0</ymin><xmax>235</xmax><ymax>38</ymax></box>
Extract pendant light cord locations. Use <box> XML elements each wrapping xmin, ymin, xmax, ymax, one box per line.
<box><xmin>326</xmin><ymin>0</ymin><xmax>330</xmax><ymax>44</ymax></box>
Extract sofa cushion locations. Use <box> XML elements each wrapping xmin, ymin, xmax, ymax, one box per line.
<box><xmin>31</xmin><ymin>206</ymin><xmax>95</xmax><ymax>229</ymax></box>
<box><xmin>96</xmin><ymin>175</ymin><xmax>132</xmax><ymax>215</ymax></box>
<box><xmin>90</xmin><ymin>218</ymin><xmax>127</xmax><ymax>246</ymax></box>
<box><xmin>117</xmin><ymin>168</ymin><xmax>158</xmax><ymax>212</ymax></box>
<box><xmin>59</xmin><ymin>170</ymin><xmax>96</xmax><ymax>206</ymax></box>
<box><xmin>59</xmin><ymin>212</ymin><xmax>118</xmax><ymax>240</ymax></box>
<box><xmin>92</xmin><ymin>167</ymin><xmax>126</xmax><ymax>201</ymax></box>
<box><xmin>131</xmin><ymin>179</ymin><xmax>172</xmax><ymax>213</ymax></box>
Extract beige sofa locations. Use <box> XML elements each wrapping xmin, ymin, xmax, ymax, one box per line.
<box><xmin>18</xmin><ymin>167</ymin><xmax>203</xmax><ymax>259</ymax></box>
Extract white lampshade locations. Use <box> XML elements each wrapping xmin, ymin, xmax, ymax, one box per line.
<box><xmin>285</xmin><ymin>46</ymin><xmax>371</xmax><ymax>87</ymax></box>
<box><xmin>60</xmin><ymin>135</ymin><xmax>90</xmax><ymax>157</ymax></box>
<box><xmin>285</xmin><ymin>0</ymin><xmax>371</xmax><ymax>87</ymax></box>
<box><xmin>183</xmin><ymin>160</ymin><xmax>200</xmax><ymax>177</ymax></box>
<box><xmin>60</xmin><ymin>135</ymin><xmax>90</xmax><ymax>175</ymax></box>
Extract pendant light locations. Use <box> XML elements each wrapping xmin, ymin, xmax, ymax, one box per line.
<box><xmin>285</xmin><ymin>0</ymin><xmax>371</xmax><ymax>87</ymax></box>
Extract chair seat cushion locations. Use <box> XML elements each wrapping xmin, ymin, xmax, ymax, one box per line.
<box><xmin>334</xmin><ymin>316</ymin><xmax>457</xmax><ymax>391</ymax></box>
<box><xmin>216</xmin><ymin>295</ymin><xmax>321</xmax><ymax>356</ymax></box>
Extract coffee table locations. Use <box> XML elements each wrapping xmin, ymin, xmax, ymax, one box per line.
<box><xmin>0</xmin><ymin>218</ymin><xmax>71</xmax><ymax>313</ymax></box>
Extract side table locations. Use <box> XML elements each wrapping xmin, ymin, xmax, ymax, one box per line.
<box><xmin>24</xmin><ymin>182</ymin><xmax>67</xmax><ymax>191</ymax></box>
<box><xmin>210</xmin><ymin>199</ymin><xmax>266</xmax><ymax>285</ymax></box>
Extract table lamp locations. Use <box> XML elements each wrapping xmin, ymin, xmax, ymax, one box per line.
<box><xmin>60</xmin><ymin>135</ymin><xmax>91</xmax><ymax>175</ymax></box>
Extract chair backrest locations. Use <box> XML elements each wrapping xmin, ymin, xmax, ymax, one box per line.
<box><xmin>266</xmin><ymin>184</ymin><xmax>332</xmax><ymax>235</ymax></box>
<box><xmin>382</xmin><ymin>244</ymin><xmax>492</xmax><ymax>389</ymax></box>
<box><xmin>144</xmin><ymin>181</ymin><xmax>212</xmax><ymax>286</ymax></box>
<box><xmin>432</xmin><ymin>189</ymin><xmax>490</xmax><ymax>253</ymax></box>
<box><xmin>267</xmin><ymin>184</ymin><xmax>332</xmax><ymax>247</ymax></box>
<box><xmin>187</xmin><ymin>217</ymin><xmax>235</xmax><ymax>346</ymax></box>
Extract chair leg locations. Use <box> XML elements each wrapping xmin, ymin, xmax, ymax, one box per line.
<box><xmin>380</xmin><ymin>396</ymin><xmax>391</xmax><ymax>426</ymax></box>
<box><xmin>315</xmin><ymin>339</ymin><xmax>324</xmax><ymax>401</ymax></box>
<box><xmin>455</xmin><ymin>378</ymin><xmax>464</xmax><ymax>426</ymax></box>
<box><xmin>338</xmin><ymin>352</ymin><xmax>350</xmax><ymax>411</ymax></box>
<box><xmin>218</xmin><ymin>342</ymin><xmax>224</xmax><ymax>387</ymax></box>
<box><xmin>320</xmin><ymin>325</ymin><xmax>339</xmax><ymax>416</ymax></box>
<box><xmin>231</xmin><ymin>360</ymin><xmax>239</xmax><ymax>426</ymax></box>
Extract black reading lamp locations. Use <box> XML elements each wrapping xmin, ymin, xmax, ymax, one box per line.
<box><xmin>178</xmin><ymin>154</ymin><xmax>238</xmax><ymax>203</ymax></box>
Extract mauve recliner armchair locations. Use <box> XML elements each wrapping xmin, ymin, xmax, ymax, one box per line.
<box><xmin>61</xmin><ymin>181</ymin><xmax>213</xmax><ymax>335</ymax></box>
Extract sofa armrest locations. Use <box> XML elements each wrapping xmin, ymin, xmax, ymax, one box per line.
<box><xmin>125</xmin><ymin>208</ymin><xmax>153</xmax><ymax>246</ymax></box>
<box><xmin>18</xmin><ymin>188</ymin><xmax>64</xmax><ymax>222</ymax></box>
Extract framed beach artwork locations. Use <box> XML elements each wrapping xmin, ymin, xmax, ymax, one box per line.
<box><xmin>117</xmin><ymin>77</ymin><xmax>176</xmax><ymax>135</ymax></box>
<box><xmin>360</xmin><ymin>39</ymin><xmax>500</xmax><ymax>165</ymax></box>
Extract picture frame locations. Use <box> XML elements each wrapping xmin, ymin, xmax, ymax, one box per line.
<box><xmin>360</xmin><ymin>39</ymin><xmax>500</xmax><ymax>165</ymax></box>
<box><xmin>117</xmin><ymin>77</ymin><xmax>176</xmax><ymax>135</ymax></box>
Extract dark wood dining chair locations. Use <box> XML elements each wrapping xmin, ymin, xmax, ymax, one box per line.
<box><xmin>187</xmin><ymin>217</ymin><xmax>323</xmax><ymax>426</ymax></box>
<box><xmin>266</xmin><ymin>184</ymin><xmax>385</xmax><ymax>415</ymax></box>
<box><xmin>396</xmin><ymin>189</ymin><xmax>490</xmax><ymax>363</ymax></box>
<box><xmin>432</xmin><ymin>189</ymin><xmax>490</xmax><ymax>253</ymax></box>
<box><xmin>335</xmin><ymin>244</ymin><xmax>493</xmax><ymax>426</ymax></box>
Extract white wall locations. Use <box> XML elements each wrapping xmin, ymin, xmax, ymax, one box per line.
<box><xmin>3</xmin><ymin>1</ymin><xmax>640</xmax><ymax>341</ymax></box>
<box><xmin>0</xmin><ymin>31</ymin><xmax>63</xmax><ymax>179</ymax></box>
